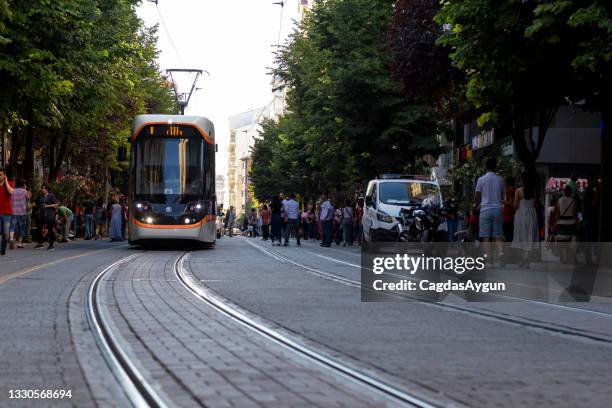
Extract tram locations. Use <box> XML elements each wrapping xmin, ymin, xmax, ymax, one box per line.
<box><xmin>128</xmin><ymin>114</ymin><xmax>217</xmax><ymax>246</ymax></box>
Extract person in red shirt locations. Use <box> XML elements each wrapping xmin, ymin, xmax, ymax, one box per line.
<box><xmin>0</xmin><ymin>168</ymin><xmax>15</xmax><ymax>255</ymax></box>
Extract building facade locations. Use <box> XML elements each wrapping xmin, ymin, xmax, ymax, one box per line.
<box><xmin>226</xmin><ymin>107</ymin><xmax>272</xmax><ymax>217</ymax></box>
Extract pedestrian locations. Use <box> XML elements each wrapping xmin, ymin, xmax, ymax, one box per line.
<box><xmin>474</xmin><ymin>158</ymin><xmax>505</xmax><ymax>262</ymax></box>
<box><xmin>511</xmin><ymin>173</ymin><xmax>539</xmax><ymax>267</ymax></box>
<box><xmin>566</xmin><ymin>173</ymin><xmax>580</xmax><ymax>198</ymax></box>
<box><xmin>270</xmin><ymin>196</ymin><xmax>283</xmax><ymax>245</ymax></box>
<box><xmin>283</xmin><ymin>193</ymin><xmax>301</xmax><ymax>246</ymax></box>
<box><xmin>315</xmin><ymin>204</ymin><xmax>322</xmax><ymax>241</ymax></box>
<box><xmin>280</xmin><ymin>193</ymin><xmax>288</xmax><ymax>239</ymax></box>
<box><xmin>309</xmin><ymin>206</ymin><xmax>317</xmax><ymax>240</ymax></box>
<box><xmin>57</xmin><ymin>205</ymin><xmax>74</xmax><ymax>242</ymax></box>
<box><xmin>341</xmin><ymin>199</ymin><xmax>354</xmax><ymax>246</ymax></box>
<box><xmin>226</xmin><ymin>206</ymin><xmax>236</xmax><ymax>237</ymax></box>
<box><xmin>580</xmin><ymin>173</ymin><xmax>599</xmax><ymax>242</ymax></box>
<box><xmin>445</xmin><ymin>198</ymin><xmax>459</xmax><ymax>242</ymax></box>
<box><xmin>121</xmin><ymin>198</ymin><xmax>128</xmax><ymax>240</ymax></box>
<box><xmin>301</xmin><ymin>207</ymin><xmax>309</xmax><ymax>240</ymax></box>
<box><xmin>503</xmin><ymin>177</ymin><xmax>516</xmax><ymax>242</ymax></box>
<box><xmin>248</xmin><ymin>208</ymin><xmax>257</xmax><ymax>237</ymax></box>
<box><xmin>109</xmin><ymin>199</ymin><xmax>123</xmax><ymax>242</ymax></box>
<box><xmin>553</xmin><ymin>185</ymin><xmax>579</xmax><ymax>243</ymax></box>
<box><xmin>9</xmin><ymin>178</ymin><xmax>30</xmax><ymax>249</ymax></box>
<box><xmin>257</xmin><ymin>211</ymin><xmax>263</xmax><ymax>237</ymax></box>
<box><xmin>74</xmin><ymin>205</ymin><xmax>83</xmax><ymax>239</ymax></box>
<box><xmin>83</xmin><ymin>196</ymin><xmax>95</xmax><ymax>239</ymax></box>
<box><xmin>260</xmin><ymin>204</ymin><xmax>270</xmax><ymax>240</ymax></box>
<box><xmin>354</xmin><ymin>198</ymin><xmax>364</xmax><ymax>244</ymax></box>
<box><xmin>0</xmin><ymin>168</ymin><xmax>14</xmax><ymax>255</ymax></box>
<box><xmin>320</xmin><ymin>192</ymin><xmax>334</xmax><ymax>247</ymax></box>
<box><xmin>34</xmin><ymin>184</ymin><xmax>58</xmax><ymax>251</ymax></box>
<box><xmin>24</xmin><ymin>186</ymin><xmax>34</xmax><ymax>244</ymax></box>
<box><xmin>333</xmin><ymin>205</ymin><xmax>342</xmax><ymax>245</ymax></box>
<box><xmin>94</xmin><ymin>198</ymin><xmax>106</xmax><ymax>239</ymax></box>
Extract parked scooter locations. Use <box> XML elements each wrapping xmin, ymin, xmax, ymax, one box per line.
<box><xmin>398</xmin><ymin>204</ymin><xmax>448</xmax><ymax>243</ymax></box>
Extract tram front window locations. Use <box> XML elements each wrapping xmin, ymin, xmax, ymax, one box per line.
<box><xmin>135</xmin><ymin>137</ymin><xmax>205</xmax><ymax>203</ymax></box>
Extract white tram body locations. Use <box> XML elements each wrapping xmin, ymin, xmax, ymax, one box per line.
<box><xmin>128</xmin><ymin>115</ymin><xmax>217</xmax><ymax>246</ymax></box>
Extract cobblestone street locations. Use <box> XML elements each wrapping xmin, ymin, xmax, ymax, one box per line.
<box><xmin>1</xmin><ymin>238</ymin><xmax>612</xmax><ymax>407</ymax></box>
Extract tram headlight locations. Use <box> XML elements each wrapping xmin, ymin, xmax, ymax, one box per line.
<box><xmin>133</xmin><ymin>201</ymin><xmax>151</xmax><ymax>212</ymax></box>
<box><xmin>187</xmin><ymin>201</ymin><xmax>208</xmax><ymax>214</ymax></box>
<box><xmin>145</xmin><ymin>217</ymin><xmax>154</xmax><ymax>224</ymax></box>
<box><xmin>184</xmin><ymin>218</ymin><xmax>191</xmax><ymax>224</ymax></box>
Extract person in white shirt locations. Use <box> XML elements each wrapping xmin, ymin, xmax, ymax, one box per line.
<box><xmin>319</xmin><ymin>192</ymin><xmax>334</xmax><ymax>247</ymax></box>
<box><xmin>475</xmin><ymin>158</ymin><xmax>506</xmax><ymax>260</ymax></box>
<box><xmin>283</xmin><ymin>193</ymin><xmax>301</xmax><ymax>246</ymax></box>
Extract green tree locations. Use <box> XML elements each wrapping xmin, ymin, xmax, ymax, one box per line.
<box><xmin>525</xmin><ymin>0</ymin><xmax>611</xmax><ymax>238</ymax></box>
<box><xmin>0</xmin><ymin>1</ymin><xmax>175</xmax><ymax>193</ymax></box>
<box><xmin>437</xmin><ymin>0</ymin><xmax>611</xmax><ymax>237</ymax></box>
<box><xmin>387</xmin><ymin>0</ymin><xmax>468</xmax><ymax>121</ymax></box>
<box><xmin>264</xmin><ymin>0</ymin><xmax>445</xmax><ymax>196</ymax></box>
<box><xmin>436</xmin><ymin>0</ymin><xmax>576</xmax><ymax>182</ymax></box>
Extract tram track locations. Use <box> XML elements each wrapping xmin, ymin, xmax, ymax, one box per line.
<box><xmin>174</xmin><ymin>251</ymin><xmax>441</xmax><ymax>408</ymax></box>
<box><xmin>86</xmin><ymin>253</ymin><xmax>170</xmax><ymax>408</ymax></box>
<box><xmin>242</xmin><ymin>238</ymin><xmax>612</xmax><ymax>345</ymax></box>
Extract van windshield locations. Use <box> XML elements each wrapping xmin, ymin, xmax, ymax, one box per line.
<box><xmin>378</xmin><ymin>182</ymin><xmax>440</xmax><ymax>205</ymax></box>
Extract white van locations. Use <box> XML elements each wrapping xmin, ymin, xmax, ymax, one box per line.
<box><xmin>362</xmin><ymin>175</ymin><xmax>445</xmax><ymax>242</ymax></box>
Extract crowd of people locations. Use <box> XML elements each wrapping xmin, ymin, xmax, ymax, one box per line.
<box><xmin>469</xmin><ymin>158</ymin><xmax>600</xmax><ymax>266</ymax></box>
<box><xmin>222</xmin><ymin>192</ymin><xmax>365</xmax><ymax>248</ymax></box>
<box><xmin>0</xmin><ymin>168</ymin><xmax>129</xmax><ymax>254</ymax></box>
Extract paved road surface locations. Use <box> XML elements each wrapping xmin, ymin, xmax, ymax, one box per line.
<box><xmin>1</xmin><ymin>237</ymin><xmax>611</xmax><ymax>407</ymax></box>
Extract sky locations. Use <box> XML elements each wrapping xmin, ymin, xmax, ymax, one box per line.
<box><xmin>136</xmin><ymin>0</ymin><xmax>302</xmax><ymax>177</ymax></box>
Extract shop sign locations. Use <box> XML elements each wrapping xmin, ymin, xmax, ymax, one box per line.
<box><xmin>545</xmin><ymin>177</ymin><xmax>588</xmax><ymax>193</ymax></box>
<box><xmin>471</xmin><ymin>129</ymin><xmax>494</xmax><ymax>150</ymax></box>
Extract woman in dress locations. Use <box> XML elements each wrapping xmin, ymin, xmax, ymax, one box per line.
<box><xmin>512</xmin><ymin>174</ymin><xmax>539</xmax><ymax>267</ymax></box>
<box><xmin>109</xmin><ymin>199</ymin><xmax>123</xmax><ymax>242</ymax></box>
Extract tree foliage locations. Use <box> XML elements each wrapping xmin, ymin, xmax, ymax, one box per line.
<box><xmin>0</xmin><ymin>1</ymin><xmax>176</xmax><ymax>191</ymax></box>
<box><xmin>250</xmin><ymin>0</ymin><xmax>446</xmax><ymax>201</ymax></box>
<box><xmin>435</xmin><ymin>0</ymin><xmax>611</xmax><ymax>237</ymax></box>
<box><xmin>387</xmin><ymin>0</ymin><xmax>467</xmax><ymax>120</ymax></box>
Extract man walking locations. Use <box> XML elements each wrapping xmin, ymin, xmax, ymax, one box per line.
<box><xmin>283</xmin><ymin>193</ymin><xmax>300</xmax><ymax>246</ymax></box>
<box><xmin>475</xmin><ymin>158</ymin><xmax>505</xmax><ymax>262</ymax></box>
<box><xmin>0</xmin><ymin>168</ymin><xmax>14</xmax><ymax>255</ymax></box>
<box><xmin>320</xmin><ymin>192</ymin><xmax>334</xmax><ymax>247</ymax></box>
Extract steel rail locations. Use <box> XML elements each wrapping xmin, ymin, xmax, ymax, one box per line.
<box><xmin>174</xmin><ymin>252</ymin><xmax>439</xmax><ymax>408</ymax></box>
<box><xmin>243</xmin><ymin>238</ymin><xmax>612</xmax><ymax>345</ymax></box>
<box><xmin>86</xmin><ymin>254</ymin><xmax>170</xmax><ymax>408</ymax></box>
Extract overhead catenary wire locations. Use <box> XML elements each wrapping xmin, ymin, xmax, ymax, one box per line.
<box><xmin>155</xmin><ymin>2</ymin><xmax>186</xmax><ymax>69</ymax></box>
<box><xmin>273</xmin><ymin>1</ymin><xmax>285</xmax><ymax>48</ymax></box>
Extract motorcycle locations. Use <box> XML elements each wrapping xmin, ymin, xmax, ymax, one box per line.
<box><xmin>397</xmin><ymin>202</ymin><xmax>449</xmax><ymax>244</ymax></box>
